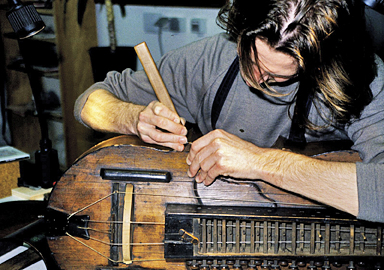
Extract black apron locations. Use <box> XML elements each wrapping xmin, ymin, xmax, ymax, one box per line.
<box><xmin>211</xmin><ymin>57</ymin><xmax>308</xmax><ymax>147</ymax></box>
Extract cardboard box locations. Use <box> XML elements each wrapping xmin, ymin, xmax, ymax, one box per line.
<box><xmin>0</xmin><ymin>161</ymin><xmax>21</xmax><ymax>198</ymax></box>
<box><xmin>0</xmin><ymin>146</ymin><xmax>29</xmax><ymax>198</ymax></box>
<box><xmin>12</xmin><ymin>186</ymin><xmax>52</xmax><ymax>200</ymax></box>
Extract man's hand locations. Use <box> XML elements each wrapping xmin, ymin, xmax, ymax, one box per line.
<box><xmin>136</xmin><ymin>101</ymin><xmax>188</xmax><ymax>151</ymax></box>
<box><xmin>81</xmin><ymin>90</ymin><xmax>187</xmax><ymax>151</ymax></box>
<box><xmin>186</xmin><ymin>129</ymin><xmax>267</xmax><ymax>185</ymax></box>
<box><xmin>186</xmin><ymin>129</ymin><xmax>359</xmax><ymax>217</ymax></box>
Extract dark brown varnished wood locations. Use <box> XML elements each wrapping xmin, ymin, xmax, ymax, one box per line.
<box><xmin>47</xmin><ymin>135</ymin><xmax>197</xmax><ymax>269</ymax></box>
<box><xmin>46</xmin><ymin>135</ymin><xmax>362</xmax><ymax>269</ymax></box>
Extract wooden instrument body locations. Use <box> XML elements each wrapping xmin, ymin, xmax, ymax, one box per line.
<box><xmin>46</xmin><ymin>135</ymin><xmax>365</xmax><ymax>269</ymax></box>
<box><xmin>47</xmin><ymin>135</ymin><xmax>195</xmax><ymax>269</ymax></box>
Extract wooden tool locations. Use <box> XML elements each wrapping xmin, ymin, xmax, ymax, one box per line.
<box><xmin>134</xmin><ymin>42</ymin><xmax>178</xmax><ymax>114</ymax></box>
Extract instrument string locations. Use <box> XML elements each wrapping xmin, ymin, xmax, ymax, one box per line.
<box><xmin>129</xmin><ymin>182</ymin><xmax>289</xmax><ymax>196</ymax></box>
<box><xmin>77</xmin><ymin>226</ymin><xmax>110</xmax><ymax>234</ymax></box>
<box><xmin>87</xmin><ymin>220</ymin><xmax>164</xmax><ymax>225</ymax></box>
<box><xmin>86</xmin><ymin>235</ymin><xmax>164</xmax><ymax>246</ymax></box>
<box><xmin>67</xmin><ymin>190</ymin><xmax>314</xmax><ymax>219</ymax></box>
<box><xmin>120</xmin><ymin>191</ymin><xmax>309</xmax><ymax>207</ymax></box>
<box><xmin>66</xmin><ymin>232</ymin><xmax>120</xmax><ymax>264</ymax></box>
<box><xmin>63</xmin><ymin>183</ymin><xmax>320</xmax><ymax>264</ymax></box>
<box><xmin>67</xmin><ymin>191</ymin><xmax>117</xmax><ymax>219</ymax></box>
<box><xmin>66</xmin><ymin>232</ymin><xmax>165</xmax><ymax>264</ymax></box>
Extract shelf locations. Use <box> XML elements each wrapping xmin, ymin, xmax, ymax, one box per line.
<box><xmin>1</xmin><ymin>0</ymin><xmax>98</xmax><ymax>169</ymax></box>
<box><xmin>7</xmin><ymin>104</ymin><xmax>63</xmax><ymax>121</ymax></box>
<box><xmin>8</xmin><ymin>57</ymin><xmax>59</xmax><ymax>78</ymax></box>
<box><xmin>45</xmin><ymin>108</ymin><xmax>63</xmax><ymax>121</ymax></box>
<box><xmin>36</xmin><ymin>8</ymin><xmax>53</xmax><ymax>15</ymax></box>
<box><xmin>4</xmin><ymin>32</ymin><xmax>56</xmax><ymax>44</ymax></box>
<box><xmin>7</xmin><ymin>63</ymin><xmax>59</xmax><ymax>79</ymax></box>
<box><xmin>31</xmin><ymin>34</ymin><xmax>56</xmax><ymax>43</ymax></box>
<box><xmin>6</xmin><ymin>104</ymin><xmax>35</xmax><ymax>118</ymax></box>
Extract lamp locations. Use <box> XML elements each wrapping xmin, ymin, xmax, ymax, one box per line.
<box><xmin>6</xmin><ymin>0</ymin><xmax>60</xmax><ymax>188</ymax></box>
<box><xmin>6</xmin><ymin>0</ymin><xmax>45</xmax><ymax>39</ymax></box>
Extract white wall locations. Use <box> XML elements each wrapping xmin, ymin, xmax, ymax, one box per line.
<box><xmin>95</xmin><ymin>4</ymin><xmax>224</xmax><ymax>67</ymax></box>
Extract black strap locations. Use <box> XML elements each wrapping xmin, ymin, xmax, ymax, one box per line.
<box><xmin>211</xmin><ymin>56</ymin><xmax>239</xmax><ymax>130</ymax></box>
<box><xmin>287</xmin><ymin>91</ymin><xmax>312</xmax><ymax>146</ymax></box>
<box><xmin>211</xmin><ymin>56</ymin><xmax>310</xmax><ymax>146</ymax></box>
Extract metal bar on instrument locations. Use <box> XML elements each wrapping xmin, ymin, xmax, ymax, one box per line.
<box><xmin>256</xmin><ymin>221</ymin><xmax>260</xmax><ymax>252</ymax></box>
<box><xmin>213</xmin><ymin>219</ymin><xmax>218</xmax><ymax>253</ymax></box>
<box><xmin>281</xmin><ymin>222</ymin><xmax>286</xmax><ymax>252</ymax></box>
<box><xmin>222</xmin><ymin>219</ymin><xmax>227</xmax><ymax>253</ymax></box>
<box><xmin>228</xmin><ymin>221</ymin><xmax>233</xmax><ymax>252</ymax></box>
<box><xmin>218</xmin><ymin>219</ymin><xmax>222</xmax><ymax>252</ymax></box>
<box><xmin>360</xmin><ymin>226</ymin><xmax>366</xmax><ymax>252</ymax></box>
<box><xmin>241</xmin><ymin>221</ymin><xmax>247</xmax><ymax>253</ymax></box>
<box><xmin>207</xmin><ymin>219</ymin><xmax>212</xmax><ymax>252</ymax></box>
<box><xmin>235</xmin><ymin>220</ymin><xmax>240</xmax><ymax>253</ymax></box>
<box><xmin>263</xmin><ymin>221</ymin><xmax>268</xmax><ymax>254</ymax></box>
<box><xmin>377</xmin><ymin>227</ymin><xmax>382</xmax><ymax>255</ymax></box>
<box><xmin>292</xmin><ymin>222</ymin><xmax>297</xmax><ymax>255</ymax></box>
<box><xmin>310</xmin><ymin>223</ymin><xmax>315</xmax><ymax>254</ymax></box>
<box><xmin>193</xmin><ymin>218</ymin><xmax>200</xmax><ymax>256</ymax></box>
<box><xmin>202</xmin><ymin>219</ymin><xmax>207</xmax><ymax>253</ymax></box>
<box><xmin>336</xmin><ymin>225</ymin><xmax>341</xmax><ymax>253</ymax></box>
<box><xmin>350</xmin><ymin>224</ymin><xmax>355</xmax><ymax>255</ymax></box>
<box><xmin>251</xmin><ymin>221</ymin><xmax>255</xmax><ymax>253</ymax></box>
<box><xmin>325</xmin><ymin>223</ymin><xmax>330</xmax><ymax>254</ymax></box>
<box><xmin>274</xmin><ymin>221</ymin><xmax>279</xmax><ymax>254</ymax></box>
<box><xmin>316</xmin><ymin>223</ymin><xmax>322</xmax><ymax>253</ymax></box>
<box><xmin>299</xmin><ymin>223</ymin><xmax>305</xmax><ymax>252</ymax></box>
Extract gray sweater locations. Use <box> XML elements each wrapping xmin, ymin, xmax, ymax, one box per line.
<box><xmin>75</xmin><ymin>33</ymin><xmax>384</xmax><ymax>223</ymax></box>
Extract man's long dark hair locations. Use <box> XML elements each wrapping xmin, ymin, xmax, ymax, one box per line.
<box><xmin>217</xmin><ymin>0</ymin><xmax>376</xmax><ymax>129</ymax></box>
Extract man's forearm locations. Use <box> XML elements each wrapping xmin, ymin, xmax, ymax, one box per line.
<box><xmin>260</xmin><ymin>149</ymin><xmax>359</xmax><ymax>216</ymax></box>
<box><xmin>80</xmin><ymin>89</ymin><xmax>145</xmax><ymax>135</ymax></box>
<box><xmin>187</xmin><ymin>130</ymin><xmax>359</xmax><ymax>216</ymax></box>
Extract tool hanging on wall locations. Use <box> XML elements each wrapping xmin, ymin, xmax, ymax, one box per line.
<box><xmin>88</xmin><ymin>0</ymin><xmax>136</xmax><ymax>82</ymax></box>
<box><xmin>105</xmin><ymin>0</ymin><xmax>116</xmax><ymax>52</ymax></box>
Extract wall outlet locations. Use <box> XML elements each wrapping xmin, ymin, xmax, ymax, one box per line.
<box><xmin>144</xmin><ymin>13</ymin><xmax>186</xmax><ymax>33</ymax></box>
<box><xmin>191</xmin><ymin>18</ymin><xmax>207</xmax><ymax>34</ymax></box>
<box><xmin>144</xmin><ymin>13</ymin><xmax>162</xmax><ymax>33</ymax></box>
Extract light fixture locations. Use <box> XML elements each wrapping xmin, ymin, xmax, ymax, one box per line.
<box><xmin>6</xmin><ymin>0</ymin><xmax>45</xmax><ymax>39</ymax></box>
<box><xmin>6</xmin><ymin>0</ymin><xmax>59</xmax><ymax>188</ymax></box>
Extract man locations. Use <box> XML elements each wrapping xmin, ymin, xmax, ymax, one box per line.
<box><xmin>75</xmin><ymin>0</ymin><xmax>384</xmax><ymax>222</ymax></box>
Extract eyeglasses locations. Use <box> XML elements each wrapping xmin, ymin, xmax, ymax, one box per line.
<box><xmin>242</xmin><ymin>64</ymin><xmax>300</xmax><ymax>90</ymax></box>
<box><xmin>260</xmin><ymin>71</ymin><xmax>300</xmax><ymax>84</ymax></box>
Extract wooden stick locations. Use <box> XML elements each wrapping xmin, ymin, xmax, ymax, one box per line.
<box><xmin>134</xmin><ymin>42</ymin><xmax>178</xmax><ymax>115</ymax></box>
<box><xmin>122</xmin><ymin>184</ymin><xmax>133</xmax><ymax>264</ymax></box>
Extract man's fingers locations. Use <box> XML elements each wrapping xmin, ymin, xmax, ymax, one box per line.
<box><xmin>152</xmin><ymin>102</ymin><xmax>185</xmax><ymax>124</ymax></box>
<box><xmin>141</xmin><ymin>133</ymin><xmax>185</xmax><ymax>151</ymax></box>
<box><xmin>137</xmin><ymin>101</ymin><xmax>188</xmax><ymax>149</ymax></box>
<box><xmin>150</xmin><ymin>103</ymin><xmax>187</xmax><ymax>136</ymax></box>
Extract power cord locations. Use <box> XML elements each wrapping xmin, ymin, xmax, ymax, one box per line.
<box><xmin>154</xmin><ymin>17</ymin><xmax>169</xmax><ymax>56</ymax></box>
